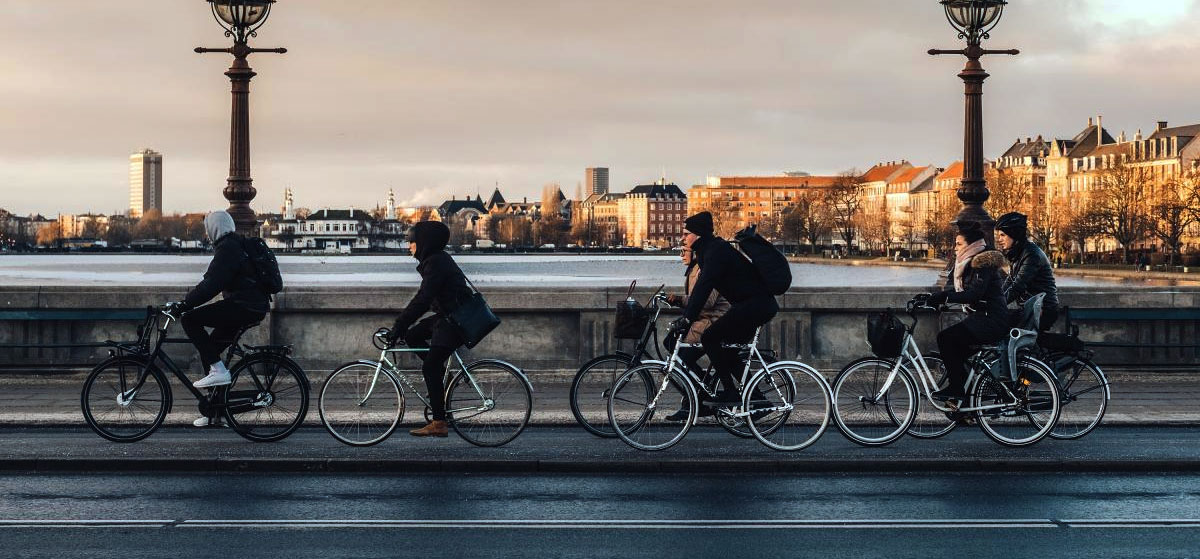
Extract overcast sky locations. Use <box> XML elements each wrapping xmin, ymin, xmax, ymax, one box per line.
<box><xmin>1</xmin><ymin>0</ymin><xmax>1198</xmax><ymax>216</ymax></box>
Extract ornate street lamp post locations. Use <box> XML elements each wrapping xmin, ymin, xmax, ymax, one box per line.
<box><xmin>195</xmin><ymin>0</ymin><xmax>286</xmax><ymax>235</ymax></box>
<box><xmin>929</xmin><ymin>0</ymin><xmax>1018</xmax><ymax>233</ymax></box>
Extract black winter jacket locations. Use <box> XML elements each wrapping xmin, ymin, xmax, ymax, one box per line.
<box><xmin>393</xmin><ymin>250</ymin><xmax>473</xmax><ymax>333</ymax></box>
<box><xmin>684</xmin><ymin>235</ymin><xmax>773</xmax><ymax>322</ymax></box>
<box><xmin>937</xmin><ymin>249</ymin><xmax>1009</xmax><ymax>341</ymax></box>
<box><xmin>1003</xmin><ymin>240</ymin><xmax>1059</xmax><ymax>310</ymax></box>
<box><xmin>184</xmin><ymin>233</ymin><xmax>270</xmax><ymax>314</ymax></box>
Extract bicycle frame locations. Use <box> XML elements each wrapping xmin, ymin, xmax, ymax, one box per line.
<box><xmin>871</xmin><ymin>311</ymin><xmax>1022</xmax><ymax>415</ymax></box>
<box><xmin>647</xmin><ymin>327</ymin><xmax>785</xmax><ymax>422</ymax></box>
<box><xmin>358</xmin><ymin>344</ymin><xmax>493</xmax><ymax>418</ymax></box>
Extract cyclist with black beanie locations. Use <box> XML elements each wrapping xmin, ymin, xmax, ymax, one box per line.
<box><xmin>671</xmin><ymin>211</ymin><xmax>778</xmax><ymax>404</ymax></box>
<box><xmin>994</xmin><ymin>211</ymin><xmax>1060</xmax><ymax>330</ymax></box>
<box><xmin>384</xmin><ymin>221</ymin><xmax>473</xmax><ymax>437</ymax></box>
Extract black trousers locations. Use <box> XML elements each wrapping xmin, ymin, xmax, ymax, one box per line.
<box><xmin>936</xmin><ymin>321</ymin><xmax>993</xmax><ymax>395</ymax></box>
<box><xmin>180</xmin><ymin>300</ymin><xmax>265</xmax><ymax>369</ymax></box>
<box><xmin>404</xmin><ymin>314</ymin><xmax>464</xmax><ymax>422</ymax></box>
<box><xmin>700</xmin><ymin>296</ymin><xmax>778</xmax><ymax>391</ymax></box>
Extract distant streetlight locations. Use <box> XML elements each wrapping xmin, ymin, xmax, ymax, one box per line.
<box><xmin>929</xmin><ymin>0</ymin><xmax>1018</xmax><ymax>233</ymax></box>
<box><xmin>195</xmin><ymin>0</ymin><xmax>286</xmax><ymax>235</ymax></box>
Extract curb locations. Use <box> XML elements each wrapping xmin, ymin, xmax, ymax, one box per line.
<box><xmin>6</xmin><ymin>457</ymin><xmax>1200</xmax><ymax>474</ymax></box>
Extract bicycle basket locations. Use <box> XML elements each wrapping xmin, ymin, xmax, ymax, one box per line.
<box><xmin>866</xmin><ymin>309</ymin><xmax>905</xmax><ymax>358</ymax></box>
<box><xmin>613</xmin><ymin>299</ymin><xmax>650</xmax><ymax>339</ymax></box>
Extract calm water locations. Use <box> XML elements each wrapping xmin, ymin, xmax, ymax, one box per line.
<box><xmin>0</xmin><ymin>254</ymin><xmax>1188</xmax><ymax>288</ymax></box>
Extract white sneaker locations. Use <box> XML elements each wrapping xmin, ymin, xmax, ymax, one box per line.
<box><xmin>193</xmin><ymin>362</ymin><xmax>232</xmax><ymax>388</ymax></box>
<box><xmin>192</xmin><ymin>416</ymin><xmax>225</xmax><ymax>428</ymax></box>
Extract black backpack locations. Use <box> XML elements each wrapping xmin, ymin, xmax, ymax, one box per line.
<box><xmin>242</xmin><ymin>236</ymin><xmax>284</xmax><ymax>296</ymax></box>
<box><xmin>733</xmin><ymin>225</ymin><xmax>792</xmax><ymax>295</ymax></box>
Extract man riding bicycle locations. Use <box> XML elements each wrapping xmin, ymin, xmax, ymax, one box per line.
<box><xmin>671</xmin><ymin>211</ymin><xmax>778</xmax><ymax>405</ymax></box>
<box><xmin>168</xmin><ymin>210</ymin><xmax>270</xmax><ymax>427</ymax></box>
<box><xmin>663</xmin><ymin>239</ymin><xmax>730</xmax><ymax>421</ymax></box>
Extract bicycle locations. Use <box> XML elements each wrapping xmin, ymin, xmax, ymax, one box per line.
<box><xmin>607</xmin><ymin>324</ymin><xmax>832</xmax><ymax>452</ymax></box>
<box><xmin>1032</xmin><ymin>327</ymin><xmax>1110</xmax><ymax>440</ymax></box>
<box><xmin>318</xmin><ymin>328</ymin><xmax>533</xmax><ymax>447</ymax></box>
<box><xmin>81</xmin><ymin>305</ymin><xmax>310</xmax><ymax>443</ymax></box>
<box><xmin>831</xmin><ymin>295</ymin><xmax>1061</xmax><ymax>448</ymax></box>
<box><xmin>568</xmin><ymin>284</ymin><xmax>667</xmax><ymax>437</ymax></box>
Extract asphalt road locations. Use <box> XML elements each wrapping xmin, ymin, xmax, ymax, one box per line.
<box><xmin>3</xmin><ymin>426</ymin><xmax>1200</xmax><ymax>473</ymax></box>
<box><xmin>1</xmin><ymin>471</ymin><xmax>1199</xmax><ymax>558</ymax></box>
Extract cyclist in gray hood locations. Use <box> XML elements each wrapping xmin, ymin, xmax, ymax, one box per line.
<box><xmin>170</xmin><ymin>210</ymin><xmax>269</xmax><ymax>427</ymax></box>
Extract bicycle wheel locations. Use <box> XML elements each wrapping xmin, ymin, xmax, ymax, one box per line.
<box><xmin>223</xmin><ymin>354</ymin><xmax>310</xmax><ymax>442</ymax></box>
<box><xmin>569</xmin><ymin>353</ymin><xmax>637</xmax><ymax>438</ymax></box>
<box><xmin>972</xmin><ymin>357</ymin><xmax>1060</xmax><ymax>447</ymax></box>
<box><xmin>608</xmin><ymin>363</ymin><xmax>696</xmax><ymax>451</ymax></box>
<box><xmin>747</xmin><ymin>362</ymin><xmax>831</xmax><ymax>451</ymax></box>
<box><xmin>319</xmin><ymin>361</ymin><xmax>404</xmax><ymax>447</ymax></box>
<box><xmin>906</xmin><ymin>354</ymin><xmax>957</xmax><ymax>439</ymax></box>
<box><xmin>81</xmin><ymin>357</ymin><xmax>169</xmax><ymax>443</ymax></box>
<box><xmin>1049</xmin><ymin>357</ymin><xmax>1108</xmax><ymax>440</ymax></box>
<box><xmin>448</xmin><ymin>360</ymin><xmax>532</xmax><ymax>447</ymax></box>
<box><xmin>831</xmin><ymin>358</ymin><xmax>916</xmax><ymax>446</ymax></box>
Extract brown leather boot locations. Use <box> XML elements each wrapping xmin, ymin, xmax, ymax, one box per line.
<box><xmin>409</xmin><ymin>420</ymin><xmax>449</xmax><ymax>437</ymax></box>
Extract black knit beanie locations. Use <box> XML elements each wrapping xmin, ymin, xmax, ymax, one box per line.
<box><xmin>683</xmin><ymin>212</ymin><xmax>714</xmax><ymax>237</ymax></box>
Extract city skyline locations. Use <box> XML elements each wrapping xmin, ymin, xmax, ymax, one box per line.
<box><xmin>1</xmin><ymin>0</ymin><xmax>1198</xmax><ymax>215</ymax></box>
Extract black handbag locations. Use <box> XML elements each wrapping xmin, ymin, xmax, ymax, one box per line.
<box><xmin>447</xmin><ymin>276</ymin><xmax>501</xmax><ymax>349</ymax></box>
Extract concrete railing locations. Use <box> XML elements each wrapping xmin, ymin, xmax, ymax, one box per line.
<box><xmin>2</xmin><ymin>286</ymin><xmax>1199</xmax><ymax>373</ymax></box>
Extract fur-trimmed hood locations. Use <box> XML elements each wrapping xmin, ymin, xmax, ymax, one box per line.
<box><xmin>970</xmin><ymin>249</ymin><xmax>1006</xmax><ymax>270</ymax></box>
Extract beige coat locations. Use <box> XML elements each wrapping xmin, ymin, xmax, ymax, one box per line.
<box><xmin>679</xmin><ymin>265</ymin><xmax>731</xmax><ymax>344</ymax></box>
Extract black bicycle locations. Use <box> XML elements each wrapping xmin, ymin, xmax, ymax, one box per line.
<box><xmin>81</xmin><ymin>305</ymin><xmax>310</xmax><ymax>443</ymax></box>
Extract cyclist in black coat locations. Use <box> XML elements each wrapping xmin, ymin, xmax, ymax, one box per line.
<box><xmin>994</xmin><ymin>212</ymin><xmax>1060</xmax><ymax>330</ymax></box>
<box><xmin>385</xmin><ymin>220</ymin><xmax>473</xmax><ymax>438</ymax></box>
<box><xmin>926</xmin><ymin>221</ymin><xmax>1008</xmax><ymax>402</ymax></box>
<box><xmin>673</xmin><ymin>212</ymin><xmax>778</xmax><ymax>403</ymax></box>
<box><xmin>170</xmin><ymin>210</ymin><xmax>270</xmax><ymax>426</ymax></box>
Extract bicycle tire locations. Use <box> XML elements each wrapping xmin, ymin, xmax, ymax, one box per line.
<box><xmin>747</xmin><ymin>362</ymin><xmax>831</xmax><ymax>451</ymax></box>
<box><xmin>81</xmin><ymin>357</ymin><xmax>170</xmax><ymax>443</ymax></box>
<box><xmin>831</xmin><ymin>357</ymin><xmax>916</xmax><ymax>447</ymax></box>
<box><xmin>904</xmin><ymin>354</ymin><xmax>957</xmax><ymax>439</ymax></box>
<box><xmin>1048</xmin><ymin>357</ymin><xmax>1108</xmax><ymax>440</ymax></box>
<box><xmin>319</xmin><ymin>361</ymin><xmax>405</xmax><ymax>447</ymax></box>
<box><xmin>223</xmin><ymin>353</ymin><xmax>310</xmax><ymax>442</ymax></box>
<box><xmin>448</xmin><ymin>360</ymin><xmax>532</xmax><ymax>447</ymax></box>
<box><xmin>972</xmin><ymin>356</ymin><xmax>1060</xmax><ymax>447</ymax></box>
<box><xmin>608</xmin><ymin>363</ymin><xmax>696</xmax><ymax>451</ymax></box>
<box><xmin>568</xmin><ymin>353</ymin><xmax>638</xmax><ymax>437</ymax></box>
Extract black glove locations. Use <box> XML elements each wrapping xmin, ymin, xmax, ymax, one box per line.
<box><xmin>927</xmin><ymin>291</ymin><xmax>949</xmax><ymax>306</ymax></box>
<box><xmin>668</xmin><ymin>317</ymin><xmax>691</xmax><ymax>336</ymax></box>
<box><xmin>384</xmin><ymin>323</ymin><xmax>407</xmax><ymax>346</ymax></box>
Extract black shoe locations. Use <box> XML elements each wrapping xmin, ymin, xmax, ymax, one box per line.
<box><xmin>664</xmin><ymin>408</ymin><xmax>690</xmax><ymax>422</ymax></box>
<box><xmin>931</xmin><ymin>388</ymin><xmax>966</xmax><ymax>402</ymax></box>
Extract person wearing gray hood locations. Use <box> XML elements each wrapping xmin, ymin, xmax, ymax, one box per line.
<box><xmin>169</xmin><ymin>210</ymin><xmax>270</xmax><ymax>426</ymax></box>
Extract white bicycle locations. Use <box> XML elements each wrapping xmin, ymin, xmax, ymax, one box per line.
<box><xmin>832</xmin><ymin>295</ymin><xmax>1061</xmax><ymax>448</ymax></box>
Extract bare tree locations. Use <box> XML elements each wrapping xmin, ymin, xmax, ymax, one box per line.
<box><xmin>104</xmin><ymin>221</ymin><xmax>133</xmax><ymax>247</ymax></box>
<box><xmin>824</xmin><ymin>170</ymin><xmax>863</xmax><ymax>251</ymax></box>
<box><xmin>780</xmin><ymin>191</ymin><xmax>832</xmax><ymax>255</ymax></box>
<box><xmin>985</xmin><ymin>168</ymin><xmax>1033</xmax><ymax>217</ymax></box>
<box><xmin>1064</xmin><ymin>202</ymin><xmax>1106</xmax><ymax>263</ymax></box>
<box><xmin>855</xmin><ymin>209</ymin><xmax>891</xmax><ymax>257</ymax></box>
<box><xmin>1149</xmin><ymin>176</ymin><xmax>1197</xmax><ymax>266</ymax></box>
<box><xmin>134</xmin><ymin>209</ymin><xmax>164</xmax><ymax>240</ymax></box>
<box><xmin>1093</xmin><ymin>161</ymin><xmax>1151</xmax><ymax>264</ymax></box>
<box><xmin>36</xmin><ymin>222</ymin><xmax>63</xmax><ymax>248</ymax></box>
<box><xmin>921</xmin><ymin>201</ymin><xmax>958</xmax><ymax>260</ymax></box>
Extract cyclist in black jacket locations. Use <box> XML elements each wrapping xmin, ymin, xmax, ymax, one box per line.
<box><xmin>671</xmin><ymin>212</ymin><xmax>778</xmax><ymax>404</ymax></box>
<box><xmin>169</xmin><ymin>210</ymin><xmax>270</xmax><ymax>426</ymax></box>
<box><xmin>384</xmin><ymin>221</ymin><xmax>473</xmax><ymax>438</ymax></box>
<box><xmin>994</xmin><ymin>212</ymin><xmax>1059</xmax><ymax>330</ymax></box>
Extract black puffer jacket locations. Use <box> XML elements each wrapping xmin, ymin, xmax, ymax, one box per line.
<box><xmin>1003</xmin><ymin>240</ymin><xmax>1059</xmax><ymax>310</ymax></box>
<box><xmin>393</xmin><ymin>222</ymin><xmax>473</xmax><ymax>333</ymax></box>
<box><xmin>684</xmin><ymin>235</ymin><xmax>773</xmax><ymax>322</ymax></box>
<box><xmin>937</xmin><ymin>249</ymin><xmax>1009</xmax><ymax>341</ymax></box>
<box><xmin>184</xmin><ymin>233</ymin><xmax>270</xmax><ymax>314</ymax></box>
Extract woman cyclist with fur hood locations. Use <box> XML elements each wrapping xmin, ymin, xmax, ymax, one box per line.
<box><xmin>923</xmin><ymin>221</ymin><xmax>1008</xmax><ymax>403</ymax></box>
